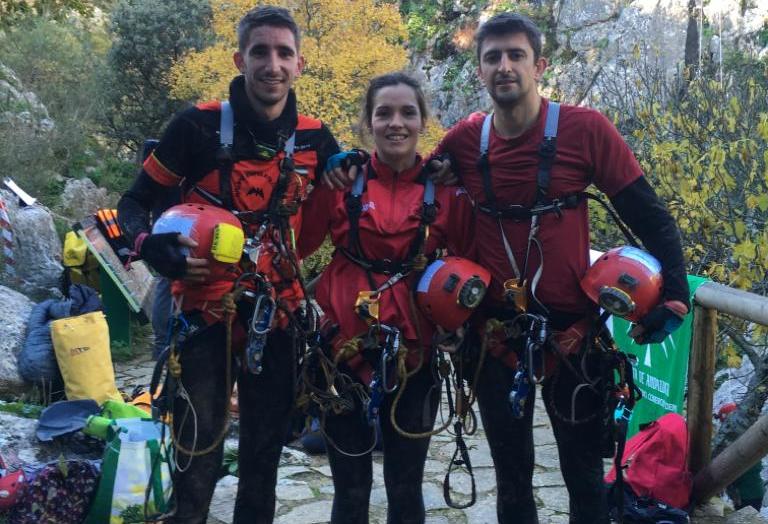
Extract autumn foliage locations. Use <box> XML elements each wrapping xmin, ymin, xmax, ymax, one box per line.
<box><xmin>169</xmin><ymin>0</ymin><xmax>410</xmax><ymax>148</ymax></box>
<box><xmin>593</xmin><ymin>60</ymin><xmax>768</xmax><ymax>296</ymax></box>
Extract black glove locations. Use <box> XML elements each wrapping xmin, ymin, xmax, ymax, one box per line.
<box><xmin>139</xmin><ymin>232</ymin><xmax>188</xmax><ymax>279</ymax></box>
<box><xmin>630</xmin><ymin>300</ymin><xmax>687</xmax><ymax>345</ymax></box>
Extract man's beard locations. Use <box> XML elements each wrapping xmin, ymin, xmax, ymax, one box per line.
<box><xmin>489</xmin><ymin>84</ymin><xmax>523</xmax><ymax>108</ymax></box>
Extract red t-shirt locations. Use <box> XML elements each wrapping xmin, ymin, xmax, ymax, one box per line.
<box><xmin>434</xmin><ymin>98</ymin><xmax>643</xmax><ymax>316</ymax></box>
<box><xmin>299</xmin><ymin>153</ymin><xmax>475</xmax><ymax>382</ymax></box>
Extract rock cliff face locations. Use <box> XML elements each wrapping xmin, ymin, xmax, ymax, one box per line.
<box><xmin>411</xmin><ymin>0</ymin><xmax>768</xmax><ymax>127</ymax></box>
<box><xmin>0</xmin><ymin>63</ymin><xmax>53</xmax><ymax>133</ymax></box>
<box><xmin>0</xmin><ymin>190</ymin><xmax>63</xmax><ymax>301</ymax></box>
<box><xmin>0</xmin><ymin>285</ymin><xmax>35</xmax><ymax>396</ymax></box>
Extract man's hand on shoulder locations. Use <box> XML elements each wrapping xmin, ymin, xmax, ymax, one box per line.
<box><xmin>629</xmin><ymin>300</ymin><xmax>688</xmax><ymax>345</ymax></box>
<box><xmin>321</xmin><ymin>150</ymin><xmax>369</xmax><ymax>190</ymax></box>
<box><xmin>426</xmin><ymin>156</ymin><xmax>457</xmax><ymax>186</ymax></box>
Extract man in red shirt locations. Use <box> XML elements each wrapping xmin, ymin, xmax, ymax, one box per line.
<box><xmin>430</xmin><ymin>13</ymin><xmax>689</xmax><ymax>524</ymax></box>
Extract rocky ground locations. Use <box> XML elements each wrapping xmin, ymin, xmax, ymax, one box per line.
<box><xmin>0</xmin><ymin>349</ymin><xmax>762</xmax><ymax>523</ymax></box>
<box><xmin>107</xmin><ymin>354</ymin><xmax>763</xmax><ymax>524</ymax></box>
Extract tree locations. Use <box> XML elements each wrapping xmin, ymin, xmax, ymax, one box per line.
<box><xmin>102</xmin><ymin>0</ymin><xmax>212</xmax><ymax>151</ymax></box>
<box><xmin>169</xmin><ymin>0</ymin><xmax>408</xmax><ymax>147</ymax></box>
<box><xmin>0</xmin><ymin>16</ymin><xmax>109</xmax><ymax>198</ymax></box>
<box><xmin>0</xmin><ymin>0</ymin><xmax>100</xmax><ymax>30</ymax></box>
<box><xmin>628</xmin><ymin>61</ymin><xmax>768</xmax><ymax>296</ymax></box>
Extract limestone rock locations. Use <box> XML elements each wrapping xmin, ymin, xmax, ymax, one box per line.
<box><xmin>58</xmin><ymin>177</ymin><xmax>114</xmax><ymax>220</ymax></box>
<box><xmin>0</xmin><ymin>190</ymin><xmax>63</xmax><ymax>300</ymax></box>
<box><xmin>726</xmin><ymin>506</ymin><xmax>767</xmax><ymax>523</ymax></box>
<box><xmin>277</xmin><ymin>500</ymin><xmax>333</xmax><ymax>524</ymax></box>
<box><xmin>0</xmin><ymin>412</ymin><xmax>102</xmax><ymax>468</ymax></box>
<box><xmin>0</xmin><ymin>64</ymin><xmax>52</xmax><ymax>133</ymax></box>
<box><xmin>0</xmin><ymin>285</ymin><xmax>34</xmax><ymax>396</ymax></box>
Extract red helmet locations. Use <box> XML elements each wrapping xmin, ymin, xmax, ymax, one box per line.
<box><xmin>416</xmin><ymin>257</ymin><xmax>491</xmax><ymax>331</ymax></box>
<box><xmin>580</xmin><ymin>246</ymin><xmax>663</xmax><ymax>322</ymax></box>
<box><xmin>152</xmin><ymin>203</ymin><xmax>245</xmax><ymax>284</ymax></box>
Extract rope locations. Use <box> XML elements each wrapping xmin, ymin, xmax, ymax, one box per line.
<box><xmin>334</xmin><ymin>336</ymin><xmax>364</xmax><ymax>365</ymax></box>
<box><xmin>389</xmin><ymin>292</ymin><xmax>452</xmax><ymax>439</ymax></box>
<box><xmin>170</xmin><ymin>287</ymin><xmax>242</xmax><ymax>458</ymax></box>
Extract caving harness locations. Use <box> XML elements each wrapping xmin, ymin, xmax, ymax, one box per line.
<box><xmin>476</xmin><ymin>102</ymin><xmax>644</xmax><ymax>521</ymax></box>
<box><xmin>293</xmin><ymin>157</ymin><xmax>484</xmax><ymax>507</ymax></box>
<box><xmin>146</xmin><ymin>100</ymin><xmax>313</xmax><ymax>520</ymax></box>
<box><xmin>340</xmin><ymin>155</ymin><xmax>437</xmax><ymax>283</ymax></box>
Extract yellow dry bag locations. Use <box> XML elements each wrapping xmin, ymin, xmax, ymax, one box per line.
<box><xmin>51</xmin><ymin>311</ymin><xmax>121</xmax><ymax>404</ymax></box>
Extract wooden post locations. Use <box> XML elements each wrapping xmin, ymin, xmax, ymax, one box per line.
<box><xmin>692</xmin><ymin>413</ymin><xmax>768</xmax><ymax>504</ymax></box>
<box><xmin>687</xmin><ymin>305</ymin><xmax>718</xmax><ymax>476</ymax></box>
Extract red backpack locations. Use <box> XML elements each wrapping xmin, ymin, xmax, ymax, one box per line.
<box><xmin>605</xmin><ymin>413</ymin><xmax>693</xmax><ymax>509</ymax></box>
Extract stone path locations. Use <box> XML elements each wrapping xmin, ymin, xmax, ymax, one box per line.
<box><xmin>115</xmin><ymin>353</ymin><xmax>570</xmax><ymax>524</ymax></box>
<box><xmin>113</xmin><ymin>355</ymin><xmax>763</xmax><ymax>524</ymax></box>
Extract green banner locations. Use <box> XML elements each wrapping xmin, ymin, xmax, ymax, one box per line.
<box><xmin>611</xmin><ymin>275</ymin><xmax>709</xmax><ymax>437</ymax></box>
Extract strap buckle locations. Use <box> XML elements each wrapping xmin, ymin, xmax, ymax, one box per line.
<box><xmin>538</xmin><ymin>138</ymin><xmax>557</xmax><ymax>158</ymax></box>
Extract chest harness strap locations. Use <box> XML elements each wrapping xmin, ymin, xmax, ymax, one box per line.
<box><xmin>478</xmin><ymin>103</ymin><xmax>564</xmax><ymax>314</ymax></box>
<box><xmin>191</xmin><ymin>100</ymin><xmax>299</xmax><ymax>225</ymax></box>
<box><xmin>340</xmin><ymin>164</ymin><xmax>437</xmax><ymax>278</ymax></box>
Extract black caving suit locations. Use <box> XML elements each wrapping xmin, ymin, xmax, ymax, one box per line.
<box><xmin>118</xmin><ymin>76</ymin><xmax>339</xmax><ymax>523</ymax></box>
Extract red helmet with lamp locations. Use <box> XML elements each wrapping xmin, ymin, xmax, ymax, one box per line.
<box><xmin>580</xmin><ymin>246</ymin><xmax>663</xmax><ymax>322</ymax></box>
<box><xmin>416</xmin><ymin>256</ymin><xmax>491</xmax><ymax>331</ymax></box>
<box><xmin>152</xmin><ymin>203</ymin><xmax>245</xmax><ymax>284</ymax></box>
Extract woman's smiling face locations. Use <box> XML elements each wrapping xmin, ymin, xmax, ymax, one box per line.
<box><xmin>369</xmin><ymin>83</ymin><xmax>424</xmax><ymax>169</ymax></box>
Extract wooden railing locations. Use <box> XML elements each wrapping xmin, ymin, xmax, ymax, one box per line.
<box><xmin>685</xmin><ymin>281</ymin><xmax>768</xmax><ymax>503</ymax></box>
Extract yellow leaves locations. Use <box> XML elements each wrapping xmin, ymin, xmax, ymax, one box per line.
<box><xmin>744</xmin><ymin>189</ymin><xmax>768</xmax><ymax>212</ymax></box>
<box><xmin>728</xmin><ymin>96</ymin><xmax>741</xmax><ymax>118</ymax></box>
<box><xmin>759</xmin><ymin>194</ymin><xmax>768</xmax><ymax>212</ymax></box>
<box><xmin>733</xmin><ymin>239</ymin><xmax>756</xmax><ymax>260</ymax></box>
<box><xmin>709</xmin><ymin>145</ymin><xmax>726</xmax><ymax>167</ymax></box>
<box><xmin>724</xmin><ymin>344</ymin><xmax>742</xmax><ymax>368</ymax></box>
<box><xmin>625</xmin><ymin>72</ymin><xmax>768</xmax><ymax>295</ymax></box>
<box><xmin>169</xmin><ymin>0</ymin><xmax>408</xmax><ymax>147</ymax></box>
<box><xmin>733</xmin><ymin>220</ymin><xmax>746</xmax><ymax>240</ymax></box>
<box><xmin>418</xmin><ymin>117</ymin><xmax>446</xmax><ymax>155</ymax></box>
<box><xmin>758</xmin><ymin>113</ymin><xmax>768</xmax><ymax>141</ymax></box>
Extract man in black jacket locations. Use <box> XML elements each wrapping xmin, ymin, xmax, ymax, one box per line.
<box><xmin>118</xmin><ymin>6</ymin><xmax>339</xmax><ymax>523</ymax></box>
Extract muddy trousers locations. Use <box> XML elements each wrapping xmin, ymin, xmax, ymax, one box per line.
<box><xmin>324</xmin><ymin>365</ymin><xmax>440</xmax><ymax>524</ymax></box>
<box><xmin>167</xmin><ymin>323</ymin><xmax>297</xmax><ymax>524</ymax></box>
<box><xmin>475</xmin><ymin>353</ymin><xmax>608</xmax><ymax>524</ymax></box>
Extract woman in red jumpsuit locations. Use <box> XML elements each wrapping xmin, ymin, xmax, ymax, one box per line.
<box><xmin>299</xmin><ymin>72</ymin><xmax>474</xmax><ymax>523</ymax></box>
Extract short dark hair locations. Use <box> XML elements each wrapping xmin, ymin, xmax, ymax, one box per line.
<box><xmin>237</xmin><ymin>5</ymin><xmax>300</xmax><ymax>52</ymax></box>
<box><xmin>359</xmin><ymin>72</ymin><xmax>429</xmax><ymax>140</ymax></box>
<box><xmin>475</xmin><ymin>12</ymin><xmax>542</xmax><ymax>62</ymax></box>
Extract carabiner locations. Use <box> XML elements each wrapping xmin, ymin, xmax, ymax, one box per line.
<box><xmin>379</xmin><ymin>326</ymin><xmax>400</xmax><ymax>394</ymax></box>
<box><xmin>251</xmin><ymin>294</ymin><xmax>276</xmax><ymax>335</ymax></box>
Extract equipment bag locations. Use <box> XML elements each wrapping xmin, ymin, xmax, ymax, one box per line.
<box><xmin>61</xmin><ymin>230</ymin><xmax>101</xmax><ymax>293</ymax></box>
<box><xmin>605</xmin><ymin>413</ymin><xmax>692</xmax><ymax>510</ymax></box>
<box><xmin>7</xmin><ymin>460</ymin><xmax>99</xmax><ymax>524</ymax></box>
<box><xmin>607</xmin><ymin>485</ymin><xmax>690</xmax><ymax>523</ymax></box>
<box><xmin>50</xmin><ymin>311</ymin><xmax>121</xmax><ymax>404</ymax></box>
<box><xmin>84</xmin><ymin>419</ymin><xmax>172</xmax><ymax>524</ymax></box>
